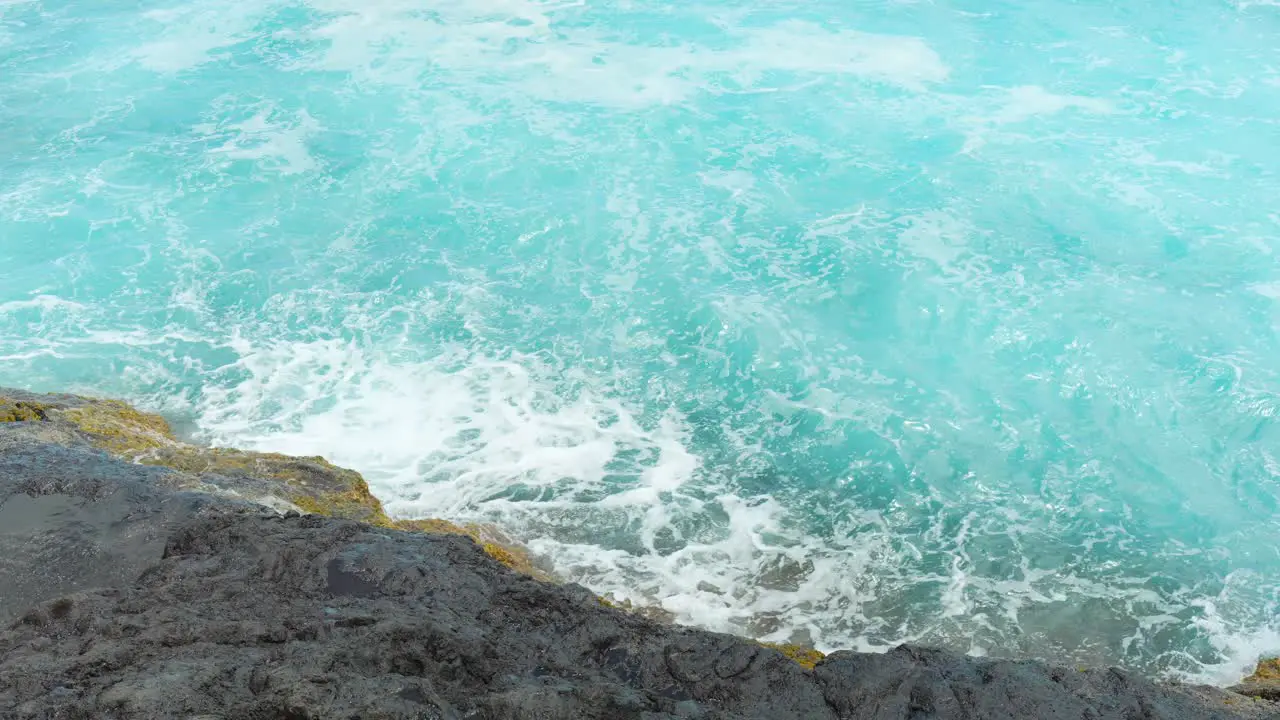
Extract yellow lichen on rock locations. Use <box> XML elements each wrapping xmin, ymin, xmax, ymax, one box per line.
<box><xmin>1232</xmin><ymin>657</ymin><xmax>1280</xmax><ymax>701</ymax></box>
<box><xmin>0</xmin><ymin>399</ymin><xmax>49</xmax><ymax>422</ymax></box>
<box><xmin>289</xmin><ymin>489</ymin><xmax>391</xmax><ymax>526</ymax></box>
<box><xmin>391</xmin><ymin>518</ymin><xmax>554</xmax><ymax>581</ymax></box>
<box><xmin>393</xmin><ymin>518</ymin><xmax>471</xmax><ymax>535</ymax></box>
<box><xmin>141</xmin><ymin>447</ymin><xmax>356</xmax><ymax>485</ymax></box>
<box><xmin>760</xmin><ymin>642</ymin><xmax>826</xmax><ymax>670</ymax></box>
<box><xmin>61</xmin><ymin>400</ymin><xmax>176</xmax><ymax>455</ymax></box>
<box><xmin>137</xmin><ymin>443</ymin><xmax>547</xmax><ymax>577</ymax></box>
<box><xmin>2</xmin><ymin>392</ymin><xmax>174</xmax><ymax>452</ymax></box>
<box><xmin>480</xmin><ymin>541</ymin><xmax>540</xmax><ymax>578</ymax></box>
<box><xmin>1247</xmin><ymin>658</ymin><xmax>1280</xmax><ymax>682</ymax></box>
<box><xmin>471</xmin><ymin>527</ymin><xmax>555</xmax><ymax>581</ymax></box>
<box><xmin>133</xmin><ymin>446</ymin><xmax>389</xmax><ymax>526</ymax></box>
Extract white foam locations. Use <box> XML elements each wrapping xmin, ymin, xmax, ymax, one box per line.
<box><xmin>894</xmin><ymin>209</ymin><xmax>971</xmax><ymax>269</ymax></box>
<box><xmin>1187</xmin><ymin>573</ymin><xmax>1280</xmax><ymax>685</ymax></box>
<box><xmin>194</xmin><ymin>106</ymin><xmax>323</xmax><ymax>176</ymax></box>
<box><xmin>733</xmin><ymin>21</ymin><xmax>949</xmax><ymax>91</ymax></box>
<box><xmin>131</xmin><ymin>0</ymin><xmax>271</xmax><ymax>72</ymax></box>
<box><xmin>187</xmin><ymin>335</ymin><xmax>853</xmax><ymax>643</ymax></box>
<box><xmin>0</xmin><ymin>295</ymin><xmax>85</xmax><ymax>314</ymax></box>
<box><xmin>186</xmin><ymin>337</ymin><xmax>931</xmax><ymax>655</ymax></box>
<box><xmin>992</xmin><ymin>85</ymin><xmax>1114</xmax><ymax>124</ymax></box>
<box><xmin>192</xmin><ymin>339</ymin><xmax>694</xmax><ymax>512</ymax></box>
<box><xmin>290</xmin><ymin>0</ymin><xmax>947</xmax><ymax>105</ymax></box>
<box><xmin>961</xmin><ymin>85</ymin><xmax>1114</xmax><ymax>153</ymax></box>
<box><xmin>1250</xmin><ymin>282</ymin><xmax>1280</xmax><ymax>300</ymax></box>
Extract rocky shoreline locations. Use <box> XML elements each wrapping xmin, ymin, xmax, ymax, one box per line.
<box><xmin>0</xmin><ymin>387</ymin><xmax>1276</xmax><ymax>719</ymax></box>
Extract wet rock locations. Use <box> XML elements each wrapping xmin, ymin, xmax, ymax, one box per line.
<box><xmin>756</xmin><ymin>553</ymin><xmax>815</xmax><ymax>592</ymax></box>
<box><xmin>0</xmin><ymin>437</ymin><xmax>247</xmax><ymax>625</ymax></box>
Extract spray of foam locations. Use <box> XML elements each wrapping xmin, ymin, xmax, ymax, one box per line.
<box><xmin>1187</xmin><ymin>571</ymin><xmax>1280</xmax><ymax>685</ymax></box>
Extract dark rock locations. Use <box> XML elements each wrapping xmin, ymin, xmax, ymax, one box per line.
<box><xmin>0</xmin><ymin>435</ymin><xmax>252</xmax><ymax>625</ymax></box>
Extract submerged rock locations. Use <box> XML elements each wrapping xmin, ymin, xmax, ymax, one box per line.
<box><xmin>0</xmin><ymin>387</ymin><xmax>1276</xmax><ymax>719</ymax></box>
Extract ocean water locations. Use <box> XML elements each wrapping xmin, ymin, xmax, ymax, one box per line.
<box><xmin>4</xmin><ymin>0</ymin><xmax>1280</xmax><ymax>684</ymax></box>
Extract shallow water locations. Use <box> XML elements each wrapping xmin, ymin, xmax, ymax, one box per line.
<box><xmin>4</xmin><ymin>0</ymin><xmax>1280</xmax><ymax>684</ymax></box>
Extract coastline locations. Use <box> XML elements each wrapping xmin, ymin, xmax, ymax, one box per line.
<box><xmin>1</xmin><ymin>386</ymin><xmax>1277</xmax><ymax>718</ymax></box>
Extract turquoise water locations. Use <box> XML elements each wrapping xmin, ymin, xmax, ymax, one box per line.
<box><xmin>4</xmin><ymin>0</ymin><xmax>1280</xmax><ymax>683</ymax></box>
